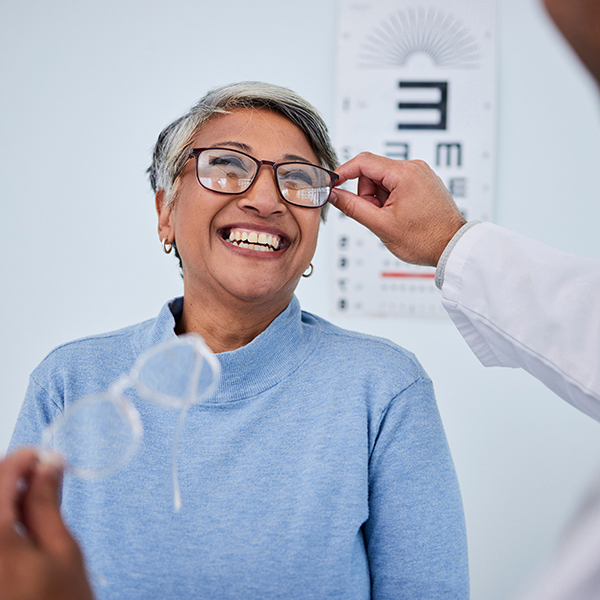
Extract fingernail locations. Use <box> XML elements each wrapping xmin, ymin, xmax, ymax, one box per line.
<box><xmin>329</xmin><ymin>191</ymin><xmax>338</xmax><ymax>205</ymax></box>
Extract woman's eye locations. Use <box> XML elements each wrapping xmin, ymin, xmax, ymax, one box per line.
<box><xmin>209</xmin><ymin>155</ymin><xmax>246</xmax><ymax>170</ymax></box>
<box><xmin>279</xmin><ymin>167</ymin><xmax>315</xmax><ymax>188</ymax></box>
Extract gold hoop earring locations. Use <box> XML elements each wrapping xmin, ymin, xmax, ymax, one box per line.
<box><xmin>302</xmin><ymin>263</ymin><xmax>314</xmax><ymax>278</ymax></box>
<box><xmin>162</xmin><ymin>239</ymin><xmax>173</xmax><ymax>254</ymax></box>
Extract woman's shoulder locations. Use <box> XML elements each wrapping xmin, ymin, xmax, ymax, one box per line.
<box><xmin>301</xmin><ymin>310</ymin><xmax>429</xmax><ymax>385</ymax></box>
<box><xmin>34</xmin><ymin>298</ymin><xmax>180</xmax><ymax>376</ymax></box>
<box><xmin>30</xmin><ymin>317</ymin><xmax>157</xmax><ymax>385</ymax></box>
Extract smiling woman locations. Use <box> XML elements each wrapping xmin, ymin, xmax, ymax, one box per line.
<box><xmin>9</xmin><ymin>82</ymin><xmax>469</xmax><ymax>600</ymax></box>
<box><xmin>155</xmin><ymin>107</ymin><xmax>326</xmax><ymax>351</ymax></box>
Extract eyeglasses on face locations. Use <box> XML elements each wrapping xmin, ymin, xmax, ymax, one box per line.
<box><xmin>175</xmin><ymin>147</ymin><xmax>339</xmax><ymax>208</ymax></box>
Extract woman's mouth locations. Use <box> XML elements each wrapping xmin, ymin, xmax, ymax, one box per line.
<box><xmin>221</xmin><ymin>227</ymin><xmax>285</xmax><ymax>253</ymax></box>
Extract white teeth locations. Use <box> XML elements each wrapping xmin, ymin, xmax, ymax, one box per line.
<box><xmin>226</xmin><ymin>229</ymin><xmax>281</xmax><ymax>252</ymax></box>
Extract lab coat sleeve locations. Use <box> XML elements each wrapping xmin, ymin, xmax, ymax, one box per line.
<box><xmin>441</xmin><ymin>222</ymin><xmax>600</xmax><ymax>422</ymax></box>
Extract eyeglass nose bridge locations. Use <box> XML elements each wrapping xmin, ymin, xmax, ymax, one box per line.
<box><xmin>244</xmin><ymin>157</ymin><xmax>286</xmax><ymax>198</ymax></box>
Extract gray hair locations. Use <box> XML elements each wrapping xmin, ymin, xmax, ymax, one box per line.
<box><xmin>148</xmin><ymin>81</ymin><xmax>338</xmax><ymax>220</ymax></box>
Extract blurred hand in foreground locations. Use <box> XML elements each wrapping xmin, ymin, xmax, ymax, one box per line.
<box><xmin>0</xmin><ymin>448</ymin><xmax>95</xmax><ymax>600</ymax></box>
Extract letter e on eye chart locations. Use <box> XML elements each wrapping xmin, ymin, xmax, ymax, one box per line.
<box><xmin>333</xmin><ymin>0</ymin><xmax>497</xmax><ymax>318</ymax></box>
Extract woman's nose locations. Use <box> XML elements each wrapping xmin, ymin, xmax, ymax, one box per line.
<box><xmin>237</xmin><ymin>165</ymin><xmax>286</xmax><ymax>216</ymax></box>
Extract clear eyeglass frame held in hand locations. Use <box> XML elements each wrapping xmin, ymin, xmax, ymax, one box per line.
<box><xmin>40</xmin><ymin>333</ymin><xmax>221</xmax><ymax>511</ymax></box>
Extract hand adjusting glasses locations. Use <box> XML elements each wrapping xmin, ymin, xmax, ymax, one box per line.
<box><xmin>41</xmin><ymin>334</ymin><xmax>220</xmax><ymax>511</ymax></box>
<box><xmin>174</xmin><ymin>147</ymin><xmax>339</xmax><ymax>208</ymax></box>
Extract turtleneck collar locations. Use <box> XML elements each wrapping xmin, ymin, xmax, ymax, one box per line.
<box><xmin>137</xmin><ymin>296</ymin><xmax>320</xmax><ymax>404</ymax></box>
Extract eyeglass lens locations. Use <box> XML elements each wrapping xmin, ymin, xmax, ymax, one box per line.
<box><xmin>40</xmin><ymin>334</ymin><xmax>220</xmax><ymax>481</ymax></box>
<box><xmin>196</xmin><ymin>148</ymin><xmax>333</xmax><ymax>207</ymax></box>
<box><xmin>132</xmin><ymin>336</ymin><xmax>220</xmax><ymax>408</ymax></box>
<box><xmin>41</xmin><ymin>392</ymin><xmax>142</xmax><ymax>479</ymax></box>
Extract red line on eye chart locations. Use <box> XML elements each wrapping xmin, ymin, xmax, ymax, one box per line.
<box><xmin>380</xmin><ymin>272</ymin><xmax>436</xmax><ymax>279</ymax></box>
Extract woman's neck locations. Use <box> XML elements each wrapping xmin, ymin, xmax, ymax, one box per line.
<box><xmin>174</xmin><ymin>291</ymin><xmax>292</xmax><ymax>354</ymax></box>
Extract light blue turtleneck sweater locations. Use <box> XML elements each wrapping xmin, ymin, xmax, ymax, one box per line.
<box><xmin>11</xmin><ymin>297</ymin><xmax>469</xmax><ymax>599</ymax></box>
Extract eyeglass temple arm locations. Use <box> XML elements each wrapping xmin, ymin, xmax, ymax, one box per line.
<box><xmin>171</xmin><ymin>149</ymin><xmax>195</xmax><ymax>183</ymax></box>
<box><xmin>110</xmin><ymin>375</ymin><xmax>133</xmax><ymax>395</ymax></box>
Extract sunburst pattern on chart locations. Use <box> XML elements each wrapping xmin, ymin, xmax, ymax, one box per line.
<box><xmin>360</xmin><ymin>8</ymin><xmax>480</xmax><ymax>69</ymax></box>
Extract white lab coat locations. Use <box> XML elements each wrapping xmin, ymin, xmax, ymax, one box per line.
<box><xmin>442</xmin><ymin>222</ymin><xmax>600</xmax><ymax>420</ymax></box>
<box><xmin>441</xmin><ymin>222</ymin><xmax>600</xmax><ymax>600</ymax></box>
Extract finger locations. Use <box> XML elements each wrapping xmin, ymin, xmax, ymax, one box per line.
<box><xmin>374</xmin><ymin>185</ymin><xmax>390</xmax><ymax>205</ymax></box>
<box><xmin>356</xmin><ymin>176</ymin><xmax>390</xmax><ymax>206</ymax></box>
<box><xmin>0</xmin><ymin>449</ymin><xmax>39</xmax><ymax>536</ymax></box>
<box><xmin>20</xmin><ymin>455</ymin><xmax>74</xmax><ymax>556</ymax></box>
<box><xmin>335</xmin><ymin>152</ymin><xmax>406</xmax><ymax>189</ymax></box>
<box><xmin>434</xmin><ymin>173</ymin><xmax>448</xmax><ymax>189</ymax></box>
<box><xmin>356</xmin><ymin>175</ymin><xmax>378</xmax><ymax>198</ymax></box>
<box><xmin>330</xmin><ymin>188</ymin><xmax>391</xmax><ymax>240</ymax></box>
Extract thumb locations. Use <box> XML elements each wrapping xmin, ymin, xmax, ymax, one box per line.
<box><xmin>330</xmin><ymin>188</ymin><xmax>390</xmax><ymax>241</ymax></box>
<box><xmin>21</xmin><ymin>455</ymin><xmax>75</xmax><ymax>556</ymax></box>
<box><xmin>0</xmin><ymin>449</ymin><xmax>39</xmax><ymax>527</ymax></box>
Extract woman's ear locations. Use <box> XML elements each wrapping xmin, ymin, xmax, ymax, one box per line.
<box><xmin>155</xmin><ymin>189</ymin><xmax>174</xmax><ymax>243</ymax></box>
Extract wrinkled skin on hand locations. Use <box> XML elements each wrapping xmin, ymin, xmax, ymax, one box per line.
<box><xmin>331</xmin><ymin>153</ymin><xmax>466</xmax><ymax>267</ymax></box>
<box><xmin>0</xmin><ymin>449</ymin><xmax>95</xmax><ymax>600</ymax></box>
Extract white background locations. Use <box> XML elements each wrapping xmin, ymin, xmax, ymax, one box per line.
<box><xmin>1</xmin><ymin>1</ymin><xmax>600</xmax><ymax>599</ymax></box>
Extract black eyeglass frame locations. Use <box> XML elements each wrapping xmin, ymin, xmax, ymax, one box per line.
<box><xmin>174</xmin><ymin>147</ymin><xmax>339</xmax><ymax>209</ymax></box>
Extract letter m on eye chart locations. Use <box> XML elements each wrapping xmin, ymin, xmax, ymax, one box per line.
<box><xmin>333</xmin><ymin>0</ymin><xmax>497</xmax><ymax>318</ymax></box>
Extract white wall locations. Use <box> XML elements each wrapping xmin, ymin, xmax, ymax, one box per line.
<box><xmin>1</xmin><ymin>1</ymin><xmax>600</xmax><ymax>599</ymax></box>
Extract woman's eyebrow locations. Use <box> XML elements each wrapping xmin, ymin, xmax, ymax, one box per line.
<box><xmin>210</xmin><ymin>142</ymin><xmax>315</xmax><ymax>165</ymax></box>
<box><xmin>281</xmin><ymin>153</ymin><xmax>313</xmax><ymax>164</ymax></box>
<box><xmin>212</xmin><ymin>141</ymin><xmax>252</xmax><ymax>153</ymax></box>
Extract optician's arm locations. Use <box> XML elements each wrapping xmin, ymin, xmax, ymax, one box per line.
<box><xmin>332</xmin><ymin>154</ymin><xmax>600</xmax><ymax>421</ymax></box>
<box><xmin>439</xmin><ymin>221</ymin><xmax>600</xmax><ymax>421</ymax></box>
<box><xmin>0</xmin><ymin>449</ymin><xmax>95</xmax><ymax>600</ymax></box>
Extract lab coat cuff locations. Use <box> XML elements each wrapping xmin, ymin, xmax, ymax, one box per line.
<box><xmin>435</xmin><ymin>220</ymin><xmax>482</xmax><ymax>290</ymax></box>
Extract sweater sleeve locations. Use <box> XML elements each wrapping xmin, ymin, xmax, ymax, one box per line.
<box><xmin>364</xmin><ymin>376</ymin><xmax>469</xmax><ymax>599</ymax></box>
<box><xmin>9</xmin><ymin>372</ymin><xmax>64</xmax><ymax>453</ymax></box>
<box><xmin>441</xmin><ymin>222</ymin><xmax>600</xmax><ymax>422</ymax></box>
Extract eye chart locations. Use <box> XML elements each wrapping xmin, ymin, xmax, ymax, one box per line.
<box><xmin>333</xmin><ymin>0</ymin><xmax>497</xmax><ymax>317</ymax></box>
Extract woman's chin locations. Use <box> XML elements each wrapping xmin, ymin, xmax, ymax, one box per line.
<box><xmin>212</xmin><ymin>268</ymin><xmax>299</xmax><ymax>307</ymax></box>
<box><xmin>227</xmin><ymin>283</ymin><xmax>296</xmax><ymax>308</ymax></box>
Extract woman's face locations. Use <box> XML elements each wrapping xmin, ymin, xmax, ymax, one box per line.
<box><xmin>157</xmin><ymin>108</ymin><xmax>321</xmax><ymax>313</ymax></box>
